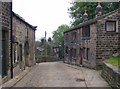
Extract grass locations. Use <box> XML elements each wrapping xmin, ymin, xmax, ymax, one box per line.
<box><xmin>106</xmin><ymin>55</ymin><xmax>120</xmax><ymax>68</ymax></box>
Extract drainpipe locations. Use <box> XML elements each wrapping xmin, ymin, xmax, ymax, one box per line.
<box><xmin>10</xmin><ymin>1</ymin><xmax>13</xmax><ymax>79</ymax></box>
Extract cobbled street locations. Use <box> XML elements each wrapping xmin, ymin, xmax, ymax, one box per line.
<box><xmin>11</xmin><ymin>62</ymin><xmax>110</xmax><ymax>87</ymax></box>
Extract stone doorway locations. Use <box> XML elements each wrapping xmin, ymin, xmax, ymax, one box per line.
<box><xmin>24</xmin><ymin>41</ymin><xmax>30</xmax><ymax>67</ymax></box>
<box><xmin>79</xmin><ymin>48</ymin><xmax>82</xmax><ymax>65</ymax></box>
<box><xmin>19</xmin><ymin>44</ymin><xmax>22</xmax><ymax>69</ymax></box>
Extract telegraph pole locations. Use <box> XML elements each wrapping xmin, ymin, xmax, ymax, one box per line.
<box><xmin>45</xmin><ymin>31</ymin><xmax>47</xmax><ymax>59</ymax></box>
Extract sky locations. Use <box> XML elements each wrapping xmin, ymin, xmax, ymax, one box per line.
<box><xmin>13</xmin><ymin>0</ymin><xmax>72</xmax><ymax>41</ymax></box>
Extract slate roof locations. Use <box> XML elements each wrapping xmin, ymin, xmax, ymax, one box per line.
<box><xmin>64</xmin><ymin>8</ymin><xmax>119</xmax><ymax>33</ymax></box>
<box><xmin>12</xmin><ymin>11</ymin><xmax>37</xmax><ymax>31</ymax></box>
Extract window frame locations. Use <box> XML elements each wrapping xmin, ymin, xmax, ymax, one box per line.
<box><xmin>72</xmin><ymin>31</ymin><xmax>77</xmax><ymax>40</ymax></box>
<box><xmin>105</xmin><ymin>20</ymin><xmax>116</xmax><ymax>32</ymax></box>
<box><xmin>82</xmin><ymin>47</ymin><xmax>85</xmax><ymax>59</ymax></box>
<box><xmin>82</xmin><ymin>25</ymin><xmax>90</xmax><ymax>37</ymax></box>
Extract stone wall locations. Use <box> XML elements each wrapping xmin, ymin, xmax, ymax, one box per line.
<box><xmin>12</xmin><ymin>13</ymin><xmax>36</xmax><ymax>78</ymax></box>
<box><xmin>64</xmin><ymin>30</ymin><xmax>78</xmax><ymax>64</ymax></box>
<box><xmin>13</xmin><ymin>15</ymin><xmax>27</xmax><ymax>70</ymax></box>
<box><xmin>101</xmin><ymin>62</ymin><xmax>120</xmax><ymax>89</ymax></box>
<box><xmin>64</xmin><ymin>9</ymin><xmax>119</xmax><ymax>69</ymax></box>
<box><xmin>27</xmin><ymin>26</ymin><xmax>36</xmax><ymax>66</ymax></box>
<box><xmin>1</xmin><ymin>2</ymin><xmax>11</xmax><ymax>81</ymax></box>
<box><xmin>96</xmin><ymin>10</ymin><xmax>119</xmax><ymax>68</ymax></box>
<box><xmin>0</xmin><ymin>2</ymin><xmax>2</xmax><ymax>78</ymax></box>
<box><xmin>118</xmin><ymin>7</ymin><xmax>120</xmax><ymax>55</ymax></box>
<box><xmin>64</xmin><ymin>23</ymin><xmax>97</xmax><ymax>69</ymax></box>
<box><xmin>82</xmin><ymin>23</ymin><xmax>97</xmax><ymax>69</ymax></box>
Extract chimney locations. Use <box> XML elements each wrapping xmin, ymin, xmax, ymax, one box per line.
<box><xmin>95</xmin><ymin>0</ymin><xmax>102</xmax><ymax>17</ymax></box>
<box><xmin>83</xmin><ymin>10</ymin><xmax>88</xmax><ymax>22</ymax></box>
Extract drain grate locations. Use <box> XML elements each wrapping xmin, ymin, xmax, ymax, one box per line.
<box><xmin>75</xmin><ymin>78</ymin><xmax>85</xmax><ymax>82</ymax></box>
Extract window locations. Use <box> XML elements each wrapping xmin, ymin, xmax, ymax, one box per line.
<box><xmin>74</xmin><ymin>49</ymin><xmax>76</xmax><ymax>58</ymax></box>
<box><xmin>82</xmin><ymin>47</ymin><xmax>85</xmax><ymax>59</ymax></box>
<box><xmin>82</xmin><ymin>25</ymin><xmax>90</xmax><ymax>37</ymax></box>
<box><xmin>79</xmin><ymin>48</ymin><xmax>82</xmax><ymax>57</ymax></box>
<box><xmin>86</xmin><ymin>48</ymin><xmax>90</xmax><ymax>60</ymax></box>
<box><xmin>65</xmin><ymin>46</ymin><xmax>68</xmax><ymax>54</ymax></box>
<box><xmin>72</xmin><ymin>32</ymin><xmax>77</xmax><ymax>41</ymax></box>
<box><xmin>105</xmin><ymin>21</ymin><xmax>116</xmax><ymax>32</ymax></box>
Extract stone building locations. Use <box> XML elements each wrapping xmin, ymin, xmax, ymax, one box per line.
<box><xmin>12</xmin><ymin>12</ymin><xmax>37</xmax><ymax>77</ymax></box>
<box><xmin>0</xmin><ymin>1</ymin><xmax>12</xmax><ymax>81</ymax></box>
<box><xmin>0</xmin><ymin>1</ymin><xmax>37</xmax><ymax>82</ymax></box>
<box><xmin>53</xmin><ymin>46</ymin><xmax>59</xmax><ymax>59</ymax></box>
<box><xmin>64</xmin><ymin>3</ymin><xmax>120</xmax><ymax>69</ymax></box>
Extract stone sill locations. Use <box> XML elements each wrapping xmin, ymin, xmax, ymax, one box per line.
<box><xmin>105</xmin><ymin>32</ymin><xmax>120</xmax><ymax>34</ymax></box>
<box><xmin>81</xmin><ymin>37</ymin><xmax>91</xmax><ymax>40</ymax></box>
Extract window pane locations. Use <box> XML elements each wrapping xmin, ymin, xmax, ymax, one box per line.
<box><xmin>86</xmin><ymin>48</ymin><xmax>90</xmax><ymax>60</ymax></box>
<box><xmin>82</xmin><ymin>25</ymin><xmax>90</xmax><ymax>37</ymax></box>
<box><xmin>106</xmin><ymin>21</ymin><xmax>116</xmax><ymax>31</ymax></box>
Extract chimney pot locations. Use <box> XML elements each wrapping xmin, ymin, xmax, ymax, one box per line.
<box><xmin>96</xmin><ymin>0</ymin><xmax>102</xmax><ymax>17</ymax></box>
<box><xmin>83</xmin><ymin>10</ymin><xmax>88</xmax><ymax>22</ymax></box>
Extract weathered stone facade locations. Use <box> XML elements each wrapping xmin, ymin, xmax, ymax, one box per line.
<box><xmin>0</xmin><ymin>1</ymin><xmax>37</xmax><ymax>81</ymax></box>
<box><xmin>64</xmin><ymin>9</ymin><xmax>120</xmax><ymax>69</ymax></box>
<box><xmin>0</xmin><ymin>1</ymin><xmax>12</xmax><ymax>82</ymax></box>
<box><xmin>12</xmin><ymin>12</ymin><xmax>36</xmax><ymax>77</ymax></box>
<box><xmin>101</xmin><ymin>62</ymin><xmax>120</xmax><ymax>89</ymax></box>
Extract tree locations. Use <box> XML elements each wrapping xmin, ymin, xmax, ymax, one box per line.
<box><xmin>47</xmin><ymin>44</ymin><xmax>52</xmax><ymax>56</ymax></box>
<box><xmin>52</xmin><ymin>24</ymin><xmax>69</xmax><ymax>46</ymax></box>
<box><xmin>52</xmin><ymin>24</ymin><xmax>70</xmax><ymax>58</ymax></box>
<box><xmin>35</xmin><ymin>41</ymin><xmax>41</xmax><ymax>47</ymax></box>
<box><xmin>68</xmin><ymin>2</ymin><xmax>119</xmax><ymax>26</ymax></box>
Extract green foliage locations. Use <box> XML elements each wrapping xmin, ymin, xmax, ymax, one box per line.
<box><xmin>35</xmin><ymin>41</ymin><xmax>41</xmax><ymax>47</ymax></box>
<box><xmin>47</xmin><ymin>44</ymin><xmax>52</xmax><ymax>56</ymax></box>
<box><xmin>68</xmin><ymin>2</ymin><xmax>119</xmax><ymax>26</ymax></box>
<box><xmin>52</xmin><ymin>24</ymin><xmax>70</xmax><ymax>45</ymax></box>
<box><xmin>52</xmin><ymin>24</ymin><xmax>69</xmax><ymax>58</ymax></box>
<box><xmin>106</xmin><ymin>55</ymin><xmax>120</xmax><ymax>68</ymax></box>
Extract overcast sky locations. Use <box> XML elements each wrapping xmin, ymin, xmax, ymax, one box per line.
<box><xmin>13</xmin><ymin>0</ymin><xmax>72</xmax><ymax>41</ymax></box>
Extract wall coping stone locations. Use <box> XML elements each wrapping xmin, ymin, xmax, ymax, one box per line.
<box><xmin>103</xmin><ymin>62</ymin><xmax>120</xmax><ymax>75</ymax></box>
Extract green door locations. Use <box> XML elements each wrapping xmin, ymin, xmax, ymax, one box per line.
<box><xmin>2</xmin><ymin>31</ymin><xmax>7</xmax><ymax>78</ymax></box>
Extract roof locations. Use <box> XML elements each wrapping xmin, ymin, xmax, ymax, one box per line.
<box><xmin>64</xmin><ymin>8</ymin><xmax>119</xmax><ymax>33</ymax></box>
<box><xmin>12</xmin><ymin>11</ymin><xmax>37</xmax><ymax>31</ymax></box>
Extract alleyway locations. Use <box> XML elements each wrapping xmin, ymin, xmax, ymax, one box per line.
<box><xmin>5</xmin><ymin>62</ymin><xmax>110</xmax><ymax>87</ymax></box>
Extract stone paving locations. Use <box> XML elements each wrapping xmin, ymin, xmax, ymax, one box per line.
<box><xmin>3</xmin><ymin>62</ymin><xmax>111</xmax><ymax>88</ymax></box>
